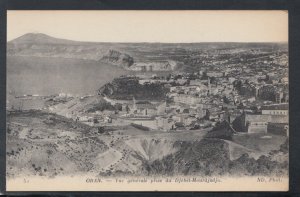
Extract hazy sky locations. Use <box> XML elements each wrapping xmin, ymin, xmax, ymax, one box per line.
<box><xmin>7</xmin><ymin>10</ymin><xmax>288</xmax><ymax>43</ymax></box>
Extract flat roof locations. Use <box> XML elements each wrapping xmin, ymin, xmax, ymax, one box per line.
<box><xmin>261</xmin><ymin>103</ymin><xmax>288</xmax><ymax>110</ymax></box>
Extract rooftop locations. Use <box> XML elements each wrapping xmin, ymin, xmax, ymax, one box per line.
<box><xmin>261</xmin><ymin>103</ymin><xmax>288</xmax><ymax>110</ymax></box>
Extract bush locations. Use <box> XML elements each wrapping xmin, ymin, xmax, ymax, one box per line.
<box><xmin>87</xmin><ymin>101</ymin><xmax>115</xmax><ymax>113</ymax></box>
<box><xmin>130</xmin><ymin>123</ymin><xmax>150</xmax><ymax>131</ymax></box>
<box><xmin>258</xmin><ymin>86</ymin><xmax>276</xmax><ymax>101</ymax></box>
<box><xmin>205</xmin><ymin>121</ymin><xmax>233</xmax><ymax>140</ymax></box>
<box><xmin>279</xmin><ymin>139</ymin><xmax>289</xmax><ymax>153</ymax></box>
<box><xmin>229</xmin><ymin>153</ymin><xmax>287</xmax><ymax>176</ymax></box>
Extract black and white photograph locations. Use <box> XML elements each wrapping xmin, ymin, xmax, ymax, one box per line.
<box><xmin>5</xmin><ymin>10</ymin><xmax>289</xmax><ymax>191</ymax></box>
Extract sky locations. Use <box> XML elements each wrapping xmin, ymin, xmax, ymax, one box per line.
<box><xmin>7</xmin><ymin>10</ymin><xmax>288</xmax><ymax>43</ymax></box>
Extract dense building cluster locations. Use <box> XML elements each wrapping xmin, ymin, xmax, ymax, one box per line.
<box><xmin>93</xmin><ymin>47</ymin><xmax>288</xmax><ymax>135</ymax></box>
<box><xmin>7</xmin><ymin>45</ymin><xmax>289</xmax><ymax>136</ymax></box>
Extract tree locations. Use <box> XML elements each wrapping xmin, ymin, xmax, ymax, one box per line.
<box><xmin>222</xmin><ymin>96</ymin><xmax>230</xmax><ymax>104</ymax></box>
<box><xmin>204</xmin><ymin>109</ymin><xmax>210</xmax><ymax>120</ymax></box>
<box><xmin>200</xmin><ymin>72</ymin><xmax>208</xmax><ymax>80</ymax></box>
<box><xmin>115</xmin><ymin>103</ymin><xmax>122</xmax><ymax>111</ymax></box>
<box><xmin>98</xmin><ymin>127</ymin><xmax>105</xmax><ymax>134</ymax></box>
<box><xmin>258</xmin><ymin>86</ymin><xmax>276</xmax><ymax>101</ymax></box>
<box><xmin>210</xmin><ymin>76</ymin><xmax>216</xmax><ymax>84</ymax></box>
<box><xmin>233</xmin><ymin>80</ymin><xmax>242</xmax><ymax>92</ymax></box>
<box><xmin>125</xmin><ymin>105</ymin><xmax>130</xmax><ymax>113</ymax></box>
<box><xmin>166</xmin><ymin>74</ymin><xmax>171</xmax><ymax>81</ymax></box>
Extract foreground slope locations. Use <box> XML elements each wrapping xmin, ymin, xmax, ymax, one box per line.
<box><xmin>7</xmin><ymin>110</ymin><xmax>288</xmax><ymax>178</ymax></box>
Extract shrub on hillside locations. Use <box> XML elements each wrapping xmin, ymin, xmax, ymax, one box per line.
<box><xmin>205</xmin><ymin>121</ymin><xmax>233</xmax><ymax>140</ymax></box>
<box><xmin>86</xmin><ymin>101</ymin><xmax>115</xmax><ymax>113</ymax></box>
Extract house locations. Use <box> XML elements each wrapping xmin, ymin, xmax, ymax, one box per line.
<box><xmin>172</xmin><ymin>114</ymin><xmax>185</xmax><ymax>123</ymax></box>
<box><xmin>247</xmin><ymin>97</ymin><xmax>256</xmax><ymax>103</ymax></box>
<box><xmin>156</xmin><ymin>116</ymin><xmax>175</xmax><ymax>131</ymax></box>
<box><xmin>78</xmin><ymin>115</ymin><xmax>92</xmax><ymax>122</ymax></box>
<box><xmin>233</xmin><ymin>113</ymin><xmax>288</xmax><ymax>133</ymax></box>
<box><xmin>244</xmin><ymin>114</ymin><xmax>270</xmax><ymax>133</ymax></box>
<box><xmin>208</xmin><ymin>111</ymin><xmax>225</xmax><ymax>122</ymax></box>
<box><xmin>261</xmin><ymin>103</ymin><xmax>288</xmax><ymax>116</ymax></box>
<box><xmin>228</xmin><ymin>77</ymin><xmax>236</xmax><ymax>83</ymax></box>
<box><xmin>138</xmin><ymin>79</ymin><xmax>168</xmax><ymax>85</ymax></box>
<box><xmin>280</xmin><ymin>77</ymin><xmax>288</xmax><ymax>84</ymax></box>
<box><xmin>275</xmin><ymin>92</ymin><xmax>284</xmax><ymax>103</ymax></box>
<box><xmin>184</xmin><ymin>116</ymin><xmax>197</xmax><ymax>126</ymax></box>
<box><xmin>176</xmin><ymin>79</ymin><xmax>188</xmax><ymax>85</ymax></box>
<box><xmin>129</xmin><ymin>61</ymin><xmax>176</xmax><ymax>71</ymax></box>
<box><xmin>130</xmin><ymin>99</ymin><xmax>166</xmax><ymax>117</ymax></box>
<box><xmin>173</xmin><ymin>94</ymin><xmax>202</xmax><ymax>105</ymax></box>
<box><xmin>156</xmin><ymin>101</ymin><xmax>167</xmax><ymax>115</ymax></box>
<box><xmin>170</xmin><ymin>86</ymin><xmax>180</xmax><ymax>93</ymax></box>
<box><xmin>206</xmin><ymin>71</ymin><xmax>224</xmax><ymax>78</ymax></box>
<box><xmin>133</xmin><ymin>101</ymin><xmax>157</xmax><ymax>116</ymax></box>
<box><xmin>190</xmin><ymin>79</ymin><xmax>207</xmax><ymax>86</ymax></box>
<box><xmin>104</xmin><ymin>116</ymin><xmax>112</xmax><ymax>123</ymax></box>
<box><xmin>195</xmin><ymin>108</ymin><xmax>207</xmax><ymax>119</ymax></box>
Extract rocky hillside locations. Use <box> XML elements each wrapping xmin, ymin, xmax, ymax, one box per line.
<box><xmin>7</xmin><ymin>33</ymin><xmax>134</xmax><ymax>68</ymax></box>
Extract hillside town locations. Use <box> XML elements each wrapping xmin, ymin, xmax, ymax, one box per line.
<box><xmin>6</xmin><ymin>33</ymin><xmax>289</xmax><ymax>180</ymax></box>
<box><xmin>26</xmin><ymin>47</ymin><xmax>288</xmax><ymax>137</ymax></box>
<box><xmin>5</xmin><ymin>7</ymin><xmax>291</xmax><ymax>188</ymax></box>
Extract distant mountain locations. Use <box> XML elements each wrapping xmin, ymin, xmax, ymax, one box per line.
<box><xmin>7</xmin><ymin>33</ymin><xmax>287</xmax><ymax>71</ymax></box>
<box><xmin>9</xmin><ymin>33</ymin><xmax>79</xmax><ymax>45</ymax></box>
<box><xmin>7</xmin><ymin>33</ymin><xmax>134</xmax><ymax>68</ymax></box>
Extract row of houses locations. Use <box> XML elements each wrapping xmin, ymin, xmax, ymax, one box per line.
<box><xmin>129</xmin><ymin>61</ymin><xmax>177</xmax><ymax>71</ymax></box>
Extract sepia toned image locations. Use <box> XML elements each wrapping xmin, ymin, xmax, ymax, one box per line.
<box><xmin>6</xmin><ymin>10</ymin><xmax>289</xmax><ymax>191</ymax></box>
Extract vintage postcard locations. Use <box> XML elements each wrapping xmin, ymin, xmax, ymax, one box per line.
<box><xmin>6</xmin><ymin>10</ymin><xmax>288</xmax><ymax>191</ymax></box>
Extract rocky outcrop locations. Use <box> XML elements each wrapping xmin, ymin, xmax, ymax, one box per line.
<box><xmin>100</xmin><ymin>50</ymin><xmax>134</xmax><ymax>68</ymax></box>
<box><xmin>98</xmin><ymin>76</ymin><xmax>168</xmax><ymax>100</ymax></box>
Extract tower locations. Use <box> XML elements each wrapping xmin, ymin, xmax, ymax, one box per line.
<box><xmin>133</xmin><ymin>96</ymin><xmax>137</xmax><ymax>110</ymax></box>
<box><xmin>255</xmin><ymin>87</ymin><xmax>259</xmax><ymax>98</ymax></box>
<box><xmin>207</xmin><ymin>77</ymin><xmax>211</xmax><ymax>95</ymax></box>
